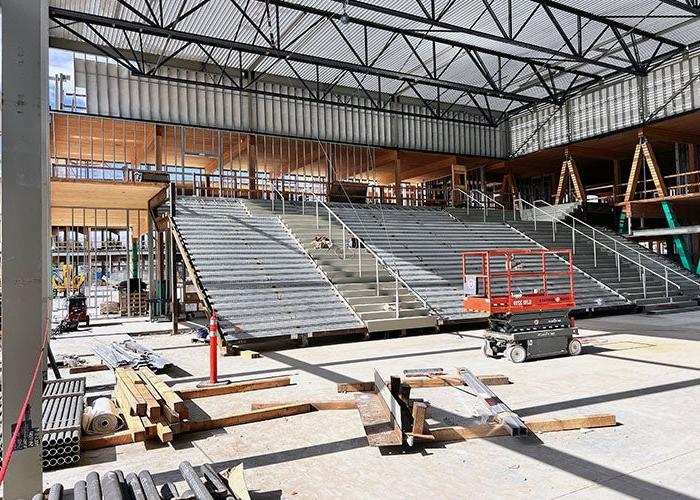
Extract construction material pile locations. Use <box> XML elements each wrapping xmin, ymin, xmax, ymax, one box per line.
<box><xmin>42</xmin><ymin>378</ymin><xmax>85</xmax><ymax>469</ymax></box>
<box><xmin>93</xmin><ymin>340</ymin><xmax>171</xmax><ymax>371</ymax></box>
<box><xmin>34</xmin><ymin>460</ymin><xmax>250</xmax><ymax>500</ymax></box>
<box><xmin>114</xmin><ymin>367</ymin><xmax>188</xmax><ymax>443</ymax></box>
<box><xmin>82</xmin><ymin>397</ymin><xmax>123</xmax><ymax>435</ymax></box>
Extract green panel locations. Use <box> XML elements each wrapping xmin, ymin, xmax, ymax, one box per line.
<box><xmin>618</xmin><ymin>212</ymin><xmax>627</xmax><ymax>234</ymax></box>
<box><xmin>661</xmin><ymin>201</ymin><xmax>692</xmax><ymax>271</ymax></box>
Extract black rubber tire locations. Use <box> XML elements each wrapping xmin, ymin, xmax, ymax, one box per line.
<box><xmin>508</xmin><ymin>345</ymin><xmax>527</xmax><ymax>363</ymax></box>
<box><xmin>568</xmin><ymin>338</ymin><xmax>582</xmax><ymax>356</ymax></box>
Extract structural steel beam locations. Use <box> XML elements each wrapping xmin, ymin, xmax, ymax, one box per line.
<box><xmin>656</xmin><ymin>0</ymin><xmax>700</xmax><ymax>15</ymax></box>
<box><xmin>2</xmin><ymin>0</ymin><xmax>49</xmax><ymax>497</ymax></box>
<box><xmin>49</xmin><ymin>8</ymin><xmax>543</xmax><ymax>106</ymax></box>
<box><xmin>331</xmin><ymin>0</ymin><xmax>684</xmax><ymax>75</ymax></box>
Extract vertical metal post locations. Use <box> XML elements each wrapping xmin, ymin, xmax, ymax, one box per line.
<box><xmin>552</xmin><ymin>219</ymin><xmax>556</xmax><ymax>242</ymax></box>
<box><xmin>395</xmin><ymin>276</ymin><xmax>400</xmax><ymax>319</ymax></box>
<box><xmin>615</xmin><ymin>241</ymin><xmax>621</xmax><ymax>281</ymax></box>
<box><xmin>328</xmin><ymin>208</ymin><xmax>332</xmax><ymax>240</ymax></box>
<box><xmin>375</xmin><ymin>259</ymin><xmax>380</xmax><ymax>296</ymax></box>
<box><xmin>642</xmin><ymin>268</ymin><xmax>647</xmax><ymax>298</ymax></box>
<box><xmin>315</xmin><ymin>199</ymin><xmax>319</xmax><ymax>229</ymax></box>
<box><xmin>593</xmin><ymin>230</ymin><xmax>597</xmax><ymax>267</ymax></box>
<box><xmin>665</xmin><ymin>268</ymin><xmax>669</xmax><ymax>297</ymax></box>
<box><xmin>342</xmin><ymin>228</ymin><xmax>346</xmax><ymax>259</ymax></box>
<box><xmin>358</xmin><ymin>241</ymin><xmax>363</xmax><ymax>276</ymax></box>
<box><xmin>638</xmin><ymin>253</ymin><xmax>642</xmax><ymax>280</ymax></box>
<box><xmin>571</xmin><ymin>218</ymin><xmax>576</xmax><ymax>254</ymax></box>
<box><xmin>2</xmin><ymin>1</ymin><xmax>49</xmax><ymax>496</ymax></box>
<box><xmin>533</xmin><ymin>205</ymin><xmax>537</xmax><ymax>230</ymax></box>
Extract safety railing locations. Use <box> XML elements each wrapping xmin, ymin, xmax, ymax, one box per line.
<box><xmin>515</xmin><ymin>198</ymin><xmax>680</xmax><ymax>299</ymax></box>
<box><xmin>452</xmin><ymin>188</ymin><xmax>490</xmax><ymax>222</ymax></box>
<box><xmin>470</xmin><ymin>189</ymin><xmax>506</xmax><ymax>221</ymax></box>
<box><xmin>270</xmin><ymin>183</ymin><xmax>286</xmax><ymax>216</ymax></box>
<box><xmin>301</xmin><ymin>191</ymin><xmax>438</xmax><ymax>319</ymax></box>
<box><xmin>535</xmin><ymin>199</ymin><xmax>700</xmax><ymax>292</ymax></box>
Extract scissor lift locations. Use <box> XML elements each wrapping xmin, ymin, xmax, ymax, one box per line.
<box><xmin>462</xmin><ymin>249</ymin><xmax>581</xmax><ymax>363</ymax></box>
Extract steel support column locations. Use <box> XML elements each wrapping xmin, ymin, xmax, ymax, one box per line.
<box><xmin>2</xmin><ymin>0</ymin><xmax>49</xmax><ymax>496</ymax></box>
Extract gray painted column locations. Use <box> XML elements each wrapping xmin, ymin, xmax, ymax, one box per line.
<box><xmin>2</xmin><ymin>0</ymin><xmax>49</xmax><ymax>497</ymax></box>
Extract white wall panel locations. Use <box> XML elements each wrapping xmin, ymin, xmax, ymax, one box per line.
<box><xmin>74</xmin><ymin>58</ymin><xmax>503</xmax><ymax>157</ymax></box>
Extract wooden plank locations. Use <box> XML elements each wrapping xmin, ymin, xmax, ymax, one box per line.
<box><xmin>139</xmin><ymin>368</ymin><xmax>188</xmax><ymax>417</ymax></box>
<box><xmin>114</xmin><ymin>383</ymin><xmax>146</xmax><ymax>417</ymax></box>
<box><xmin>240</xmin><ymin>350</ymin><xmax>261</xmax><ymax>359</ymax></box>
<box><xmin>121</xmin><ymin>408</ymin><xmax>146</xmax><ymax>442</ymax></box>
<box><xmin>250</xmin><ymin>400</ymin><xmax>357</xmax><ymax>411</ymax></box>
<box><xmin>156</xmin><ymin>418</ymin><xmax>174</xmax><ymax>443</ymax></box>
<box><xmin>141</xmin><ymin>417</ymin><xmax>157</xmax><ymax>440</ymax></box>
<box><xmin>641</xmin><ymin>143</ymin><xmax>669</xmax><ymax>197</ymax></box>
<box><xmin>187</xmin><ymin>403</ymin><xmax>313</xmax><ymax>433</ymax></box>
<box><xmin>160</xmin><ymin>403</ymin><xmax>182</xmax><ymax>424</ymax></box>
<box><xmin>524</xmin><ymin>414</ymin><xmax>617</xmax><ymax>433</ymax></box>
<box><xmin>353</xmin><ymin>393</ymin><xmax>403</xmax><ymax>447</ymax></box>
<box><xmin>115</xmin><ymin>369</ymin><xmax>147</xmax><ymax>416</ymax></box>
<box><xmin>337</xmin><ymin>374</ymin><xmax>509</xmax><ymax>392</ymax></box>
<box><xmin>68</xmin><ymin>363</ymin><xmax>109</xmax><ymax>374</ymax></box>
<box><xmin>80</xmin><ymin>430</ymin><xmax>134</xmax><ymax>450</ymax></box>
<box><xmin>178</xmin><ymin>376</ymin><xmax>291</xmax><ymax>400</ymax></box>
<box><xmin>337</xmin><ymin>381</ymin><xmax>375</xmax><ymax>393</ymax></box>
<box><xmin>411</xmin><ymin>402</ymin><xmax>427</xmax><ymax>436</ymax></box>
<box><xmin>430</xmin><ymin>424</ymin><xmax>510</xmax><ymax>442</ymax></box>
<box><xmin>133</xmin><ymin>383</ymin><xmax>161</xmax><ymax>420</ymax></box>
<box><xmin>624</xmin><ymin>143</ymin><xmax>643</xmax><ymax>202</ymax></box>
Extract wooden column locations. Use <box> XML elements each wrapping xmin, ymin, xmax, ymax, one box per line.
<box><xmin>155</xmin><ymin>125</ymin><xmax>164</xmax><ymax>171</ymax></box>
<box><xmin>247</xmin><ymin>135</ymin><xmax>257</xmax><ymax>198</ymax></box>
<box><xmin>394</xmin><ymin>159</ymin><xmax>403</xmax><ymax>205</ymax></box>
<box><xmin>689</xmin><ymin>144</ymin><xmax>698</xmax><ymax>194</ymax></box>
<box><xmin>613</xmin><ymin>159</ymin><xmax>621</xmax><ymax>203</ymax></box>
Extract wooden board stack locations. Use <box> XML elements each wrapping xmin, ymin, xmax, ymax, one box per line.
<box><xmin>113</xmin><ymin>367</ymin><xmax>189</xmax><ymax>443</ymax></box>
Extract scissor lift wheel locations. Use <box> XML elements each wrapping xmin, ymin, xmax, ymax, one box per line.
<box><xmin>568</xmin><ymin>338</ymin><xmax>582</xmax><ymax>356</ymax></box>
<box><xmin>504</xmin><ymin>344</ymin><xmax>527</xmax><ymax>363</ymax></box>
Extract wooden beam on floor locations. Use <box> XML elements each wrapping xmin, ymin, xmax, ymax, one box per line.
<box><xmin>187</xmin><ymin>403</ymin><xmax>313</xmax><ymax>433</ymax></box>
<box><xmin>337</xmin><ymin>374</ymin><xmax>509</xmax><ymax>393</ymax></box>
<box><xmin>524</xmin><ymin>414</ymin><xmax>617</xmax><ymax>433</ymax></box>
<box><xmin>178</xmin><ymin>376</ymin><xmax>292</xmax><ymax>400</ymax></box>
<box><xmin>250</xmin><ymin>400</ymin><xmax>357</xmax><ymax>411</ymax></box>
<box><xmin>68</xmin><ymin>363</ymin><xmax>109</xmax><ymax>374</ymax></box>
<box><xmin>80</xmin><ymin>430</ymin><xmax>134</xmax><ymax>450</ymax></box>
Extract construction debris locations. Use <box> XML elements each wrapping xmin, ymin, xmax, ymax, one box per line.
<box><xmin>93</xmin><ymin>339</ymin><xmax>172</xmax><ymax>371</ymax></box>
<box><xmin>33</xmin><ymin>461</ymin><xmax>250</xmax><ymax>500</ymax></box>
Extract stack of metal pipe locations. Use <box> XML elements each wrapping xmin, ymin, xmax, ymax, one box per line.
<box><xmin>35</xmin><ymin>461</ymin><xmax>243</xmax><ymax>499</ymax></box>
<box><xmin>93</xmin><ymin>339</ymin><xmax>172</xmax><ymax>371</ymax></box>
<box><xmin>41</xmin><ymin>377</ymin><xmax>85</xmax><ymax>469</ymax></box>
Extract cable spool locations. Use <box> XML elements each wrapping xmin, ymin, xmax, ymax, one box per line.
<box><xmin>82</xmin><ymin>397</ymin><xmax>123</xmax><ymax>434</ymax></box>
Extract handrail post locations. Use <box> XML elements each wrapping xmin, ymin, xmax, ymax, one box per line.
<box><xmin>375</xmin><ymin>258</ymin><xmax>380</xmax><ymax>296</ymax></box>
<box><xmin>552</xmin><ymin>218</ymin><xmax>556</xmax><ymax>242</ymax></box>
<box><xmin>358</xmin><ymin>241</ymin><xmax>362</xmax><ymax>276</ymax></box>
<box><xmin>315</xmin><ymin>199</ymin><xmax>319</xmax><ymax>229</ymax></box>
<box><xmin>395</xmin><ymin>275</ymin><xmax>400</xmax><ymax>319</ymax></box>
<box><xmin>615</xmin><ymin>241</ymin><xmax>621</xmax><ymax>281</ymax></box>
<box><xmin>593</xmin><ymin>230</ymin><xmax>597</xmax><ymax>267</ymax></box>
<box><xmin>533</xmin><ymin>204</ymin><xmax>537</xmax><ymax>230</ymax></box>
<box><xmin>638</xmin><ymin>253</ymin><xmax>642</xmax><ymax>280</ymax></box>
<box><xmin>571</xmin><ymin>218</ymin><xmax>575</xmax><ymax>254</ymax></box>
<box><xmin>665</xmin><ymin>268</ymin><xmax>669</xmax><ymax>297</ymax></box>
<box><xmin>342</xmin><ymin>228</ymin><xmax>346</xmax><ymax>260</ymax></box>
<box><xmin>328</xmin><ymin>208</ymin><xmax>332</xmax><ymax>240</ymax></box>
<box><xmin>642</xmin><ymin>268</ymin><xmax>647</xmax><ymax>298</ymax></box>
<box><xmin>302</xmin><ymin>195</ymin><xmax>305</xmax><ymax>215</ymax></box>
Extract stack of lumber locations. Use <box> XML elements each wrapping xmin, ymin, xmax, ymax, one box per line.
<box><xmin>119</xmin><ymin>291</ymin><xmax>149</xmax><ymax>316</ymax></box>
<box><xmin>113</xmin><ymin>367</ymin><xmax>188</xmax><ymax>443</ymax></box>
<box><xmin>99</xmin><ymin>301</ymin><xmax>120</xmax><ymax>315</ymax></box>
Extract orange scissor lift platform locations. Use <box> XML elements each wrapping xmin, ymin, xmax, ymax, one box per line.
<box><xmin>462</xmin><ymin>249</ymin><xmax>581</xmax><ymax>363</ymax></box>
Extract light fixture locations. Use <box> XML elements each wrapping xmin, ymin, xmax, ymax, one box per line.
<box><xmin>340</xmin><ymin>1</ymin><xmax>350</xmax><ymax>24</ymax></box>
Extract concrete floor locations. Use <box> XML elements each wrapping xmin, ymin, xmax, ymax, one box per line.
<box><xmin>44</xmin><ymin>312</ymin><xmax>700</xmax><ymax>499</ymax></box>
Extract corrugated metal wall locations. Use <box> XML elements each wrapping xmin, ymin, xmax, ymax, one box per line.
<box><xmin>75</xmin><ymin>58</ymin><xmax>504</xmax><ymax>157</ymax></box>
<box><xmin>509</xmin><ymin>50</ymin><xmax>700</xmax><ymax>156</ymax></box>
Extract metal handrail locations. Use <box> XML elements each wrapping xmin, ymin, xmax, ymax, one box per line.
<box><xmin>452</xmin><ymin>188</ymin><xmax>489</xmax><ymax>222</ymax></box>
<box><xmin>470</xmin><ymin>188</ymin><xmax>506</xmax><ymax>221</ymax></box>
<box><xmin>270</xmin><ymin>183</ymin><xmax>285</xmax><ymax>216</ymax></box>
<box><xmin>302</xmin><ymin>191</ymin><xmax>438</xmax><ymax>317</ymax></box>
<box><xmin>515</xmin><ymin>198</ymin><xmax>679</xmax><ymax>299</ymax></box>
<box><xmin>535</xmin><ymin>199</ymin><xmax>700</xmax><ymax>290</ymax></box>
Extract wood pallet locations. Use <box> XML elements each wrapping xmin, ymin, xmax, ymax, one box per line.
<box><xmin>119</xmin><ymin>291</ymin><xmax>149</xmax><ymax>316</ymax></box>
